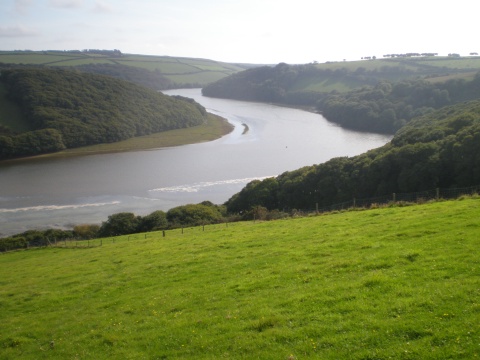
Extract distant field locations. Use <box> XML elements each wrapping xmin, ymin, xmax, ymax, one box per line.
<box><xmin>0</xmin><ymin>51</ymin><xmax>249</xmax><ymax>87</ymax></box>
<box><xmin>0</xmin><ymin>197</ymin><xmax>478</xmax><ymax>359</ymax></box>
<box><xmin>316</xmin><ymin>56</ymin><xmax>480</xmax><ymax>71</ymax></box>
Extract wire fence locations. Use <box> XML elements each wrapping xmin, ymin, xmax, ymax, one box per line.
<box><xmin>2</xmin><ymin>184</ymin><xmax>480</xmax><ymax>253</ymax></box>
<box><xmin>313</xmin><ymin>184</ymin><xmax>480</xmax><ymax>214</ymax></box>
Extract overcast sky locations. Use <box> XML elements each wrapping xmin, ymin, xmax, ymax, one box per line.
<box><xmin>0</xmin><ymin>0</ymin><xmax>478</xmax><ymax>64</ymax></box>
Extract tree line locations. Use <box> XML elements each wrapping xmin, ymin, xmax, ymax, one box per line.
<box><xmin>318</xmin><ymin>74</ymin><xmax>480</xmax><ymax>133</ymax></box>
<box><xmin>75</xmin><ymin>63</ymin><xmax>173</xmax><ymax>90</ymax></box>
<box><xmin>224</xmin><ymin>100</ymin><xmax>480</xmax><ymax>212</ymax></box>
<box><xmin>202</xmin><ymin>62</ymin><xmax>480</xmax><ymax>133</ymax></box>
<box><xmin>0</xmin><ymin>202</ymin><xmax>229</xmax><ymax>251</ymax></box>
<box><xmin>0</xmin><ymin>67</ymin><xmax>208</xmax><ymax>159</ymax></box>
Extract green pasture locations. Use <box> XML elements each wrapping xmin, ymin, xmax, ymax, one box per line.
<box><xmin>418</xmin><ymin>57</ymin><xmax>480</xmax><ymax>69</ymax></box>
<box><xmin>1</xmin><ymin>198</ymin><xmax>479</xmax><ymax>359</ymax></box>
<box><xmin>291</xmin><ymin>76</ymin><xmax>361</xmax><ymax>93</ymax></box>
<box><xmin>0</xmin><ymin>52</ymin><xmax>93</xmax><ymax>65</ymax></box>
<box><xmin>426</xmin><ymin>71</ymin><xmax>479</xmax><ymax>83</ymax></box>
<box><xmin>315</xmin><ymin>56</ymin><xmax>480</xmax><ymax>71</ymax></box>
<box><xmin>0</xmin><ymin>51</ymin><xmax>246</xmax><ymax>87</ymax></box>
<box><xmin>51</xmin><ymin>58</ymin><xmax>117</xmax><ymax>67</ymax></box>
<box><xmin>116</xmin><ymin>60</ymin><xmax>195</xmax><ymax>73</ymax></box>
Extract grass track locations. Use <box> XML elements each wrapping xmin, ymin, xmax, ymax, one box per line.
<box><xmin>1</xmin><ymin>198</ymin><xmax>479</xmax><ymax>359</ymax></box>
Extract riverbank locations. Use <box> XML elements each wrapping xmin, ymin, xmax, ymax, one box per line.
<box><xmin>0</xmin><ymin>113</ymin><xmax>233</xmax><ymax>164</ymax></box>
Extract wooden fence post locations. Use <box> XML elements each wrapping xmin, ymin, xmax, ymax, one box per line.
<box><xmin>163</xmin><ymin>230</ymin><xmax>165</xmax><ymax>237</ymax></box>
<box><xmin>393</xmin><ymin>193</ymin><xmax>396</xmax><ymax>203</ymax></box>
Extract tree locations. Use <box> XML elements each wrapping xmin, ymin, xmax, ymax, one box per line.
<box><xmin>73</xmin><ymin>224</ymin><xmax>100</xmax><ymax>239</ymax></box>
<box><xmin>98</xmin><ymin>212</ymin><xmax>141</xmax><ymax>236</ymax></box>
<box><xmin>166</xmin><ymin>204</ymin><xmax>224</xmax><ymax>227</ymax></box>
<box><xmin>139</xmin><ymin>210</ymin><xmax>168</xmax><ymax>232</ymax></box>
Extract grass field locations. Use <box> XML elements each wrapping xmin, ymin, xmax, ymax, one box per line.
<box><xmin>1</xmin><ymin>197</ymin><xmax>479</xmax><ymax>359</ymax></box>
<box><xmin>0</xmin><ymin>51</ymin><xmax>249</xmax><ymax>87</ymax></box>
<box><xmin>3</xmin><ymin>51</ymin><xmax>480</xmax><ymax>93</ymax></box>
<box><xmin>314</xmin><ymin>56</ymin><xmax>480</xmax><ymax>72</ymax></box>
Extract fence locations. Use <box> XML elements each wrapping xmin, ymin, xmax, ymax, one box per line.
<box><xmin>313</xmin><ymin>184</ymin><xmax>480</xmax><ymax>214</ymax></box>
<box><xmin>2</xmin><ymin>184</ymin><xmax>480</xmax><ymax>253</ymax></box>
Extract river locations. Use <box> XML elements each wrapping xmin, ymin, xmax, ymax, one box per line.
<box><xmin>0</xmin><ymin>89</ymin><xmax>392</xmax><ymax>236</ymax></box>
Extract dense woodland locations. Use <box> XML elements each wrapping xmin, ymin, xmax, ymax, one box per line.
<box><xmin>75</xmin><ymin>63</ymin><xmax>173</xmax><ymax>90</ymax></box>
<box><xmin>202</xmin><ymin>63</ymin><xmax>480</xmax><ymax>133</ymax></box>
<box><xmin>0</xmin><ymin>67</ymin><xmax>208</xmax><ymax>159</ymax></box>
<box><xmin>225</xmin><ymin>100</ymin><xmax>480</xmax><ymax>212</ymax></box>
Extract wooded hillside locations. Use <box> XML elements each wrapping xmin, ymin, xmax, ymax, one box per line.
<box><xmin>225</xmin><ymin>100</ymin><xmax>480</xmax><ymax>213</ymax></box>
<box><xmin>202</xmin><ymin>61</ymin><xmax>480</xmax><ymax>133</ymax></box>
<box><xmin>0</xmin><ymin>67</ymin><xmax>208</xmax><ymax>159</ymax></box>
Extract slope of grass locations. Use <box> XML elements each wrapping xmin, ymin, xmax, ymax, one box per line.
<box><xmin>1</xmin><ymin>198</ymin><xmax>479</xmax><ymax>359</ymax></box>
<box><xmin>0</xmin><ymin>51</ymin><xmax>250</xmax><ymax>87</ymax></box>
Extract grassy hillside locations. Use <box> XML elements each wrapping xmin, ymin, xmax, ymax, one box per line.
<box><xmin>0</xmin><ymin>198</ymin><xmax>478</xmax><ymax>359</ymax></box>
<box><xmin>203</xmin><ymin>58</ymin><xmax>480</xmax><ymax>134</ymax></box>
<box><xmin>308</xmin><ymin>56</ymin><xmax>480</xmax><ymax>91</ymax></box>
<box><xmin>0</xmin><ymin>50</ymin><xmax>253</xmax><ymax>87</ymax></box>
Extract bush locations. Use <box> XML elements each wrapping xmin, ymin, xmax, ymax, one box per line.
<box><xmin>73</xmin><ymin>224</ymin><xmax>100</xmax><ymax>239</ymax></box>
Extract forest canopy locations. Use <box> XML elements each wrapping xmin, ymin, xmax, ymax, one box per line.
<box><xmin>225</xmin><ymin>100</ymin><xmax>480</xmax><ymax>213</ymax></box>
<box><xmin>202</xmin><ymin>63</ymin><xmax>480</xmax><ymax>134</ymax></box>
<box><xmin>0</xmin><ymin>67</ymin><xmax>208</xmax><ymax>159</ymax></box>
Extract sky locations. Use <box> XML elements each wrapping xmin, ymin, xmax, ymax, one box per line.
<box><xmin>0</xmin><ymin>0</ymin><xmax>478</xmax><ymax>64</ymax></box>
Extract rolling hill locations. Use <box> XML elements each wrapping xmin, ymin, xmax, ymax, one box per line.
<box><xmin>0</xmin><ymin>197</ymin><xmax>478</xmax><ymax>359</ymax></box>
<box><xmin>0</xmin><ymin>67</ymin><xmax>211</xmax><ymax>159</ymax></box>
<box><xmin>0</xmin><ymin>50</ymin><xmax>255</xmax><ymax>88</ymax></box>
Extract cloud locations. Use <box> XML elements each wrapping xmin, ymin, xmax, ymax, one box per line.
<box><xmin>49</xmin><ymin>0</ymin><xmax>83</xmax><ymax>9</ymax></box>
<box><xmin>0</xmin><ymin>25</ymin><xmax>39</xmax><ymax>37</ymax></box>
<box><xmin>92</xmin><ymin>1</ymin><xmax>113</xmax><ymax>13</ymax></box>
<box><xmin>14</xmin><ymin>0</ymin><xmax>34</xmax><ymax>14</ymax></box>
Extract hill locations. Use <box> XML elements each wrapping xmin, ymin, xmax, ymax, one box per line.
<box><xmin>0</xmin><ymin>197</ymin><xmax>478</xmax><ymax>359</ymax></box>
<box><xmin>204</xmin><ymin>56</ymin><xmax>480</xmax><ymax>96</ymax></box>
<box><xmin>202</xmin><ymin>57</ymin><xmax>480</xmax><ymax>133</ymax></box>
<box><xmin>225</xmin><ymin>99</ymin><xmax>480</xmax><ymax>213</ymax></box>
<box><xmin>0</xmin><ymin>50</ymin><xmax>254</xmax><ymax>88</ymax></box>
<box><xmin>0</xmin><ymin>67</ymin><xmax>210</xmax><ymax>159</ymax></box>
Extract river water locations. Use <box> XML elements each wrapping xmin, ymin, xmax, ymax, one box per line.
<box><xmin>0</xmin><ymin>89</ymin><xmax>391</xmax><ymax>236</ymax></box>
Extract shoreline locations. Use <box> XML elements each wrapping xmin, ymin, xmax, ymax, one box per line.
<box><xmin>0</xmin><ymin>113</ymin><xmax>233</xmax><ymax>164</ymax></box>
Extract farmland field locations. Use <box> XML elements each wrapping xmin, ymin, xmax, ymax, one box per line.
<box><xmin>1</xmin><ymin>197</ymin><xmax>478</xmax><ymax>359</ymax></box>
<box><xmin>0</xmin><ymin>51</ymin><xmax>250</xmax><ymax>87</ymax></box>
